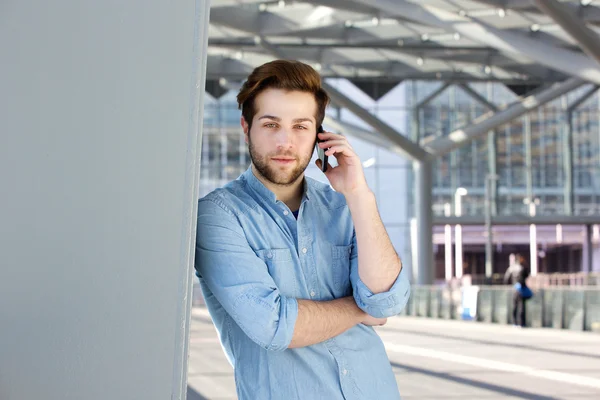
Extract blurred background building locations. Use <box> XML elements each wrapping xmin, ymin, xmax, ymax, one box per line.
<box><xmin>202</xmin><ymin>0</ymin><xmax>600</xmax><ymax>286</ymax></box>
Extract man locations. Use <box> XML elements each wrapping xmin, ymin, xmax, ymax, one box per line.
<box><xmin>195</xmin><ymin>60</ymin><xmax>410</xmax><ymax>400</ymax></box>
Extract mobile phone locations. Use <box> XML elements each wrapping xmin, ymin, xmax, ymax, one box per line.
<box><xmin>316</xmin><ymin>125</ymin><xmax>328</xmax><ymax>172</ymax></box>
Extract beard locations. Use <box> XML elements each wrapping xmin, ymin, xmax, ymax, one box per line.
<box><xmin>248</xmin><ymin>135</ymin><xmax>314</xmax><ymax>186</ymax></box>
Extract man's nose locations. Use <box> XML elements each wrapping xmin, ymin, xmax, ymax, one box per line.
<box><xmin>275</xmin><ymin>128</ymin><xmax>293</xmax><ymax>149</ymax></box>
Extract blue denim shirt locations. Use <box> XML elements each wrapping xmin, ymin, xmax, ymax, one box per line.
<box><xmin>195</xmin><ymin>167</ymin><xmax>411</xmax><ymax>400</ymax></box>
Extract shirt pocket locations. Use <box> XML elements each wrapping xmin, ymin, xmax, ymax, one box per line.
<box><xmin>254</xmin><ymin>248</ymin><xmax>298</xmax><ymax>297</ymax></box>
<box><xmin>330</xmin><ymin>244</ymin><xmax>352</xmax><ymax>297</ymax></box>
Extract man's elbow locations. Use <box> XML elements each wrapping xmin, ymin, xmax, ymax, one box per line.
<box><xmin>234</xmin><ymin>293</ymin><xmax>298</xmax><ymax>352</ymax></box>
<box><xmin>354</xmin><ymin>271</ymin><xmax>411</xmax><ymax>318</ymax></box>
<box><xmin>359</xmin><ymin>294</ymin><xmax>410</xmax><ymax>318</ymax></box>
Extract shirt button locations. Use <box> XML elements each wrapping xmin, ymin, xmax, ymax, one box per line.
<box><xmin>310</xmin><ymin>291</ymin><xmax>316</xmax><ymax>297</ymax></box>
<box><xmin>283</xmin><ymin>210</ymin><xmax>289</xmax><ymax>215</ymax></box>
<box><xmin>342</xmin><ymin>369</ymin><xmax>348</xmax><ymax>375</ymax></box>
<box><xmin>267</xmin><ymin>252</ymin><xmax>273</xmax><ymax>259</ymax></box>
<box><xmin>302</xmin><ymin>247</ymin><xmax>307</xmax><ymax>254</ymax></box>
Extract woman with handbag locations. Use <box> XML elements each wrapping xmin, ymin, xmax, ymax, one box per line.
<box><xmin>504</xmin><ymin>254</ymin><xmax>532</xmax><ymax>327</ymax></box>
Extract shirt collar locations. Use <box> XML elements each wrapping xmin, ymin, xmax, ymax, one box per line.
<box><xmin>242</xmin><ymin>166</ymin><xmax>311</xmax><ymax>205</ymax></box>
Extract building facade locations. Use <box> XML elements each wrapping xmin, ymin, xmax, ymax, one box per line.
<box><xmin>200</xmin><ymin>79</ymin><xmax>600</xmax><ymax>282</ymax></box>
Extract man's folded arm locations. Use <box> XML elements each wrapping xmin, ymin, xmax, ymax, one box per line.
<box><xmin>195</xmin><ymin>199</ymin><xmax>367</xmax><ymax>352</ymax></box>
<box><xmin>349</xmin><ymin>231</ymin><xmax>411</xmax><ymax>319</ymax></box>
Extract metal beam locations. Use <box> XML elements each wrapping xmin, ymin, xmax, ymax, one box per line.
<box><xmin>323</xmin><ymin>82</ymin><xmax>430</xmax><ymax>162</ymax></box>
<box><xmin>534</xmin><ymin>0</ymin><xmax>600</xmax><ymax>65</ymax></box>
<box><xmin>423</xmin><ymin>77</ymin><xmax>585</xmax><ymax>156</ymax></box>
<box><xmin>323</xmin><ymin>115</ymin><xmax>399</xmax><ymax>151</ymax></box>
<box><xmin>209</xmin><ymin>38</ymin><xmax>497</xmax><ymax>52</ymax></box>
<box><xmin>412</xmin><ymin>82</ymin><xmax>453</xmax><ymax>144</ymax></box>
<box><xmin>416</xmin><ymin>82</ymin><xmax>453</xmax><ymax>110</ymax></box>
<box><xmin>569</xmin><ymin>85</ymin><xmax>599</xmax><ymax>111</ymax></box>
<box><xmin>365</xmin><ymin>0</ymin><xmax>600</xmax><ymax>85</ymax></box>
<box><xmin>459</xmin><ymin>83</ymin><xmax>498</xmax><ymax>112</ymax></box>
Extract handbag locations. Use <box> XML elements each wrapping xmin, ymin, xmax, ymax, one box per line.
<box><xmin>514</xmin><ymin>282</ymin><xmax>533</xmax><ymax>299</ymax></box>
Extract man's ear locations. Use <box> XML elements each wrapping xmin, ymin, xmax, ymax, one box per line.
<box><xmin>241</xmin><ymin>116</ymin><xmax>249</xmax><ymax>144</ymax></box>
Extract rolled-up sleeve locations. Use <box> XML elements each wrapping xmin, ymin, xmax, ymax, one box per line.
<box><xmin>349</xmin><ymin>232</ymin><xmax>411</xmax><ymax>318</ymax></box>
<box><xmin>195</xmin><ymin>198</ymin><xmax>297</xmax><ymax>351</ymax></box>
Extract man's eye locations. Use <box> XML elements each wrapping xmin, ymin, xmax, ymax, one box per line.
<box><xmin>295</xmin><ymin>125</ymin><xmax>307</xmax><ymax>130</ymax></box>
<box><xmin>264</xmin><ymin>123</ymin><xmax>277</xmax><ymax>128</ymax></box>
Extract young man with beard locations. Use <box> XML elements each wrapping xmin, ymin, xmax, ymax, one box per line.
<box><xmin>195</xmin><ymin>60</ymin><xmax>410</xmax><ymax>400</ymax></box>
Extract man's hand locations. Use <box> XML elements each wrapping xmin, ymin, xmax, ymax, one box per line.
<box><xmin>361</xmin><ymin>313</ymin><xmax>388</xmax><ymax>327</ymax></box>
<box><xmin>315</xmin><ymin>131</ymin><xmax>369</xmax><ymax>197</ymax></box>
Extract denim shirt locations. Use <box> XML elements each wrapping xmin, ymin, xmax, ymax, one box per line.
<box><xmin>195</xmin><ymin>167</ymin><xmax>411</xmax><ymax>400</ymax></box>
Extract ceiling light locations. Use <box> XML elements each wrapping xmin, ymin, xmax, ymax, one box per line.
<box><xmin>259</xmin><ymin>3</ymin><xmax>267</xmax><ymax>11</ymax></box>
<box><xmin>454</xmin><ymin>33</ymin><xmax>461</xmax><ymax>40</ymax></box>
<box><xmin>498</xmin><ymin>8</ymin><xmax>506</xmax><ymax>18</ymax></box>
<box><xmin>278</xmin><ymin>0</ymin><xmax>285</xmax><ymax>8</ymax></box>
<box><xmin>234</xmin><ymin>51</ymin><xmax>243</xmax><ymax>60</ymax></box>
<box><xmin>417</xmin><ymin>57</ymin><xmax>424</xmax><ymax>66</ymax></box>
<box><xmin>436</xmin><ymin>72</ymin><xmax>442</xmax><ymax>79</ymax></box>
<box><xmin>458</xmin><ymin>10</ymin><xmax>467</xmax><ymax>16</ymax></box>
<box><xmin>253</xmin><ymin>35</ymin><xmax>262</xmax><ymax>44</ymax></box>
<box><xmin>581</xmin><ymin>0</ymin><xmax>593</xmax><ymax>6</ymax></box>
<box><xmin>372</xmin><ymin>17</ymin><xmax>380</xmax><ymax>25</ymax></box>
<box><xmin>531</xmin><ymin>24</ymin><xmax>541</xmax><ymax>32</ymax></box>
<box><xmin>484</xmin><ymin>65</ymin><xmax>492</xmax><ymax>74</ymax></box>
<box><xmin>397</xmin><ymin>39</ymin><xmax>404</xmax><ymax>46</ymax></box>
<box><xmin>219</xmin><ymin>77</ymin><xmax>228</xmax><ymax>86</ymax></box>
<box><xmin>421</xmin><ymin>33</ymin><xmax>430</xmax><ymax>41</ymax></box>
<box><xmin>345</xmin><ymin>20</ymin><xmax>353</xmax><ymax>28</ymax></box>
<box><xmin>314</xmin><ymin>63</ymin><xmax>322</xmax><ymax>71</ymax></box>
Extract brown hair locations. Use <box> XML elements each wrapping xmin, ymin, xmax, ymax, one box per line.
<box><xmin>236</xmin><ymin>59</ymin><xmax>330</xmax><ymax>130</ymax></box>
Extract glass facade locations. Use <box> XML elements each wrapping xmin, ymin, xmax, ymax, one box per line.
<box><xmin>406</xmin><ymin>82</ymin><xmax>600</xmax><ymax>218</ymax></box>
<box><xmin>199</xmin><ymin>79</ymin><xmax>600</xmax><ymax>278</ymax></box>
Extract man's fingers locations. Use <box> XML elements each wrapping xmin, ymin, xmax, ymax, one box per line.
<box><xmin>318</xmin><ymin>139</ymin><xmax>353</xmax><ymax>151</ymax></box>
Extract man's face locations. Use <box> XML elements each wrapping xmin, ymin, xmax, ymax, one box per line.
<box><xmin>242</xmin><ymin>88</ymin><xmax>317</xmax><ymax>186</ymax></box>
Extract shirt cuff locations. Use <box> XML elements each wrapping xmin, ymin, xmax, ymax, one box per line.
<box><xmin>354</xmin><ymin>267</ymin><xmax>411</xmax><ymax>318</ymax></box>
<box><xmin>269</xmin><ymin>296</ymin><xmax>299</xmax><ymax>351</ymax></box>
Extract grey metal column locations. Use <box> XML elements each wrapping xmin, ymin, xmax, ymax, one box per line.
<box><xmin>564</xmin><ymin>96</ymin><xmax>574</xmax><ymax>215</ymax></box>
<box><xmin>414</xmin><ymin>159</ymin><xmax>435</xmax><ymax>285</ymax></box>
<box><xmin>525</xmin><ymin>113</ymin><xmax>533</xmax><ymax>202</ymax></box>
<box><xmin>0</xmin><ymin>1</ymin><xmax>210</xmax><ymax>399</ymax></box>
<box><xmin>585</xmin><ymin>224</ymin><xmax>594</xmax><ymax>273</ymax></box>
<box><xmin>484</xmin><ymin>174</ymin><xmax>498</xmax><ymax>278</ymax></box>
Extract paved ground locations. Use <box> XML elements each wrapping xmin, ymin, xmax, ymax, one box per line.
<box><xmin>187</xmin><ymin>306</ymin><xmax>600</xmax><ymax>399</ymax></box>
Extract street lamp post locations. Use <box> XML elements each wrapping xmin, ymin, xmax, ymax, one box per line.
<box><xmin>454</xmin><ymin>187</ymin><xmax>468</xmax><ymax>279</ymax></box>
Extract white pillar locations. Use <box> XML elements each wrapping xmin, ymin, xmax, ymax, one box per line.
<box><xmin>444</xmin><ymin>203</ymin><xmax>453</xmax><ymax>281</ymax></box>
<box><xmin>526</xmin><ymin>199</ymin><xmax>540</xmax><ymax>276</ymax></box>
<box><xmin>454</xmin><ymin>188</ymin><xmax>467</xmax><ymax>279</ymax></box>
<box><xmin>0</xmin><ymin>1</ymin><xmax>210</xmax><ymax>399</ymax></box>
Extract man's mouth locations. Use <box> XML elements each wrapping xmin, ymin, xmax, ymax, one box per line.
<box><xmin>272</xmin><ymin>157</ymin><xmax>296</xmax><ymax>164</ymax></box>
